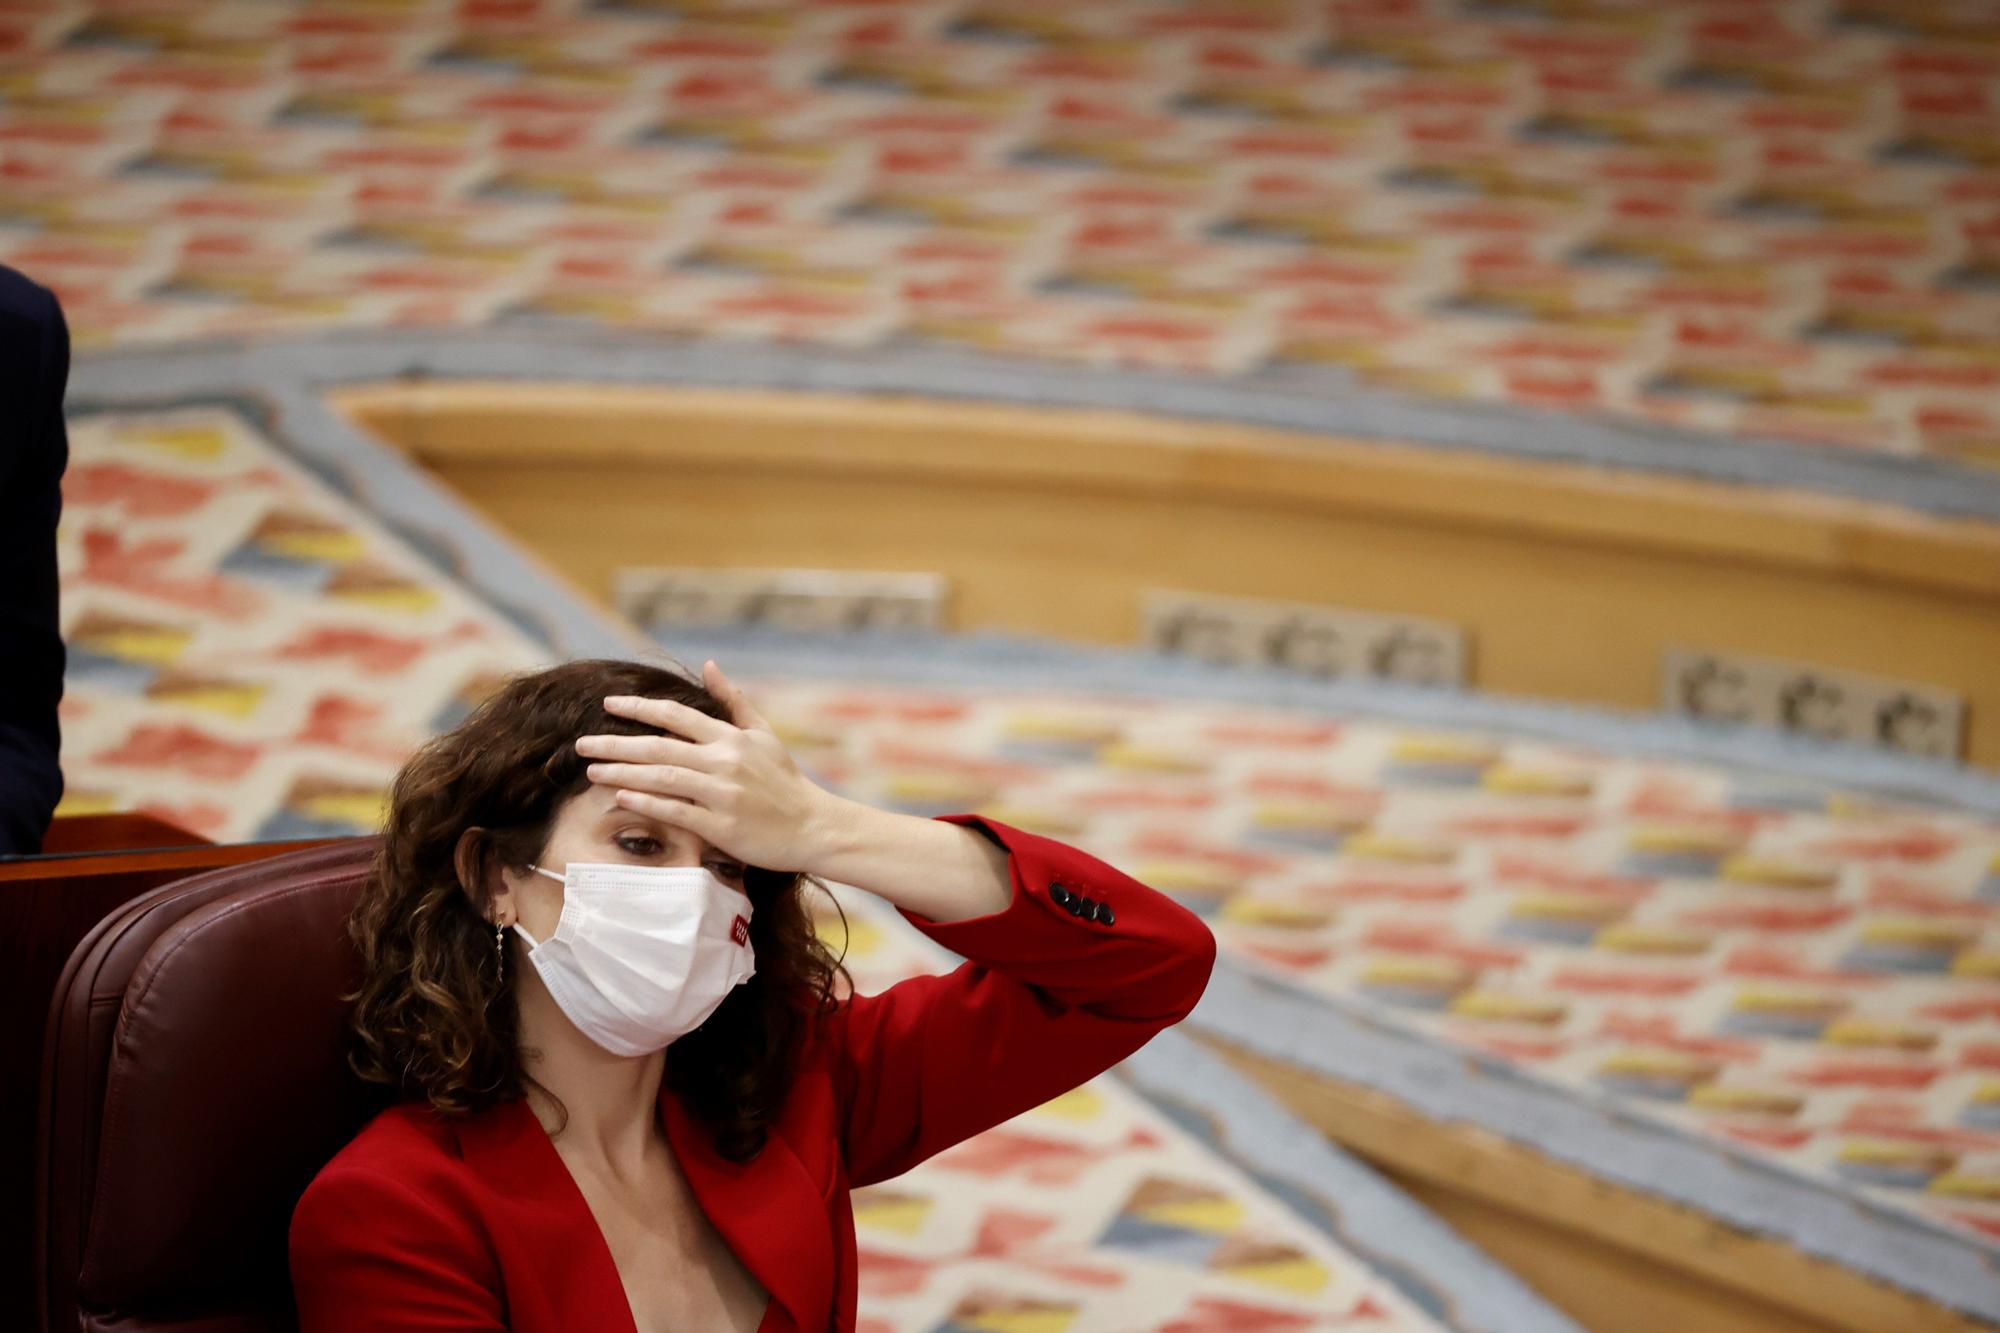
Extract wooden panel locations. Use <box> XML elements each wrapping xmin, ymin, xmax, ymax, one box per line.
<box><xmin>333</xmin><ymin>382</ymin><xmax>2000</xmax><ymax>764</ymax></box>
<box><xmin>1191</xmin><ymin>1034</ymin><xmax>1997</xmax><ymax>1333</ymax></box>
<box><xmin>331</xmin><ymin>382</ymin><xmax>2000</xmax><ymax>596</ymax></box>
<box><xmin>1389</xmin><ymin>1172</ymin><xmax>1852</xmax><ymax>1333</ymax></box>
<box><xmin>38</xmin><ymin>812</ymin><xmax>208</xmax><ymax>856</ymax></box>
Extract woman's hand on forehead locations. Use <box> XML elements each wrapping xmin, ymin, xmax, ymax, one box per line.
<box><xmin>571</xmin><ymin>660</ymin><xmax>850</xmax><ymax>876</ymax></box>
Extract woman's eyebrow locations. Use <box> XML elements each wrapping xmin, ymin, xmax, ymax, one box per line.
<box><xmin>594</xmin><ymin>807</ymin><xmax>726</xmax><ymax>859</ymax></box>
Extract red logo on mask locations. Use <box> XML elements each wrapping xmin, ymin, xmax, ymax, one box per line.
<box><xmin>731</xmin><ymin>915</ymin><xmax>750</xmax><ymax>946</ymax></box>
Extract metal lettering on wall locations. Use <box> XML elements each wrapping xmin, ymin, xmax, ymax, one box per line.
<box><xmin>1664</xmin><ymin>647</ymin><xmax>1964</xmax><ymax>760</ymax></box>
<box><xmin>1142</xmin><ymin>590</ymin><xmax>1468</xmax><ymax>688</ymax></box>
<box><xmin>615</xmin><ymin>568</ymin><xmax>949</xmax><ymax>634</ymax></box>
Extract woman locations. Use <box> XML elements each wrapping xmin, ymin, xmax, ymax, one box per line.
<box><xmin>289</xmin><ymin>656</ymin><xmax>1217</xmax><ymax>1332</ymax></box>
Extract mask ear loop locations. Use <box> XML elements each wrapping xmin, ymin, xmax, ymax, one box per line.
<box><xmin>507</xmin><ymin>865</ymin><xmax>563</xmax><ymax>953</ymax></box>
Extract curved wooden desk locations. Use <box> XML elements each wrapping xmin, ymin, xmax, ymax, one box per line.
<box><xmin>336</xmin><ymin>381</ymin><xmax>2000</xmax><ymax>765</ymax></box>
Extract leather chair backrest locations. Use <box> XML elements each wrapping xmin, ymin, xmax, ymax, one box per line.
<box><xmin>36</xmin><ymin>838</ymin><xmax>391</xmax><ymax>1333</ymax></box>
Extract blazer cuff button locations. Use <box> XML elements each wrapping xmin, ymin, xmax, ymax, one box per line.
<box><xmin>1050</xmin><ymin>883</ymin><xmax>1074</xmax><ymax>907</ymax></box>
<box><xmin>1094</xmin><ymin>901</ymin><xmax>1115</xmax><ymax>926</ymax></box>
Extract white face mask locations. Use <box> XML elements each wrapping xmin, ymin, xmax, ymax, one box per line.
<box><xmin>513</xmin><ymin>862</ymin><xmax>756</xmax><ymax>1057</ymax></box>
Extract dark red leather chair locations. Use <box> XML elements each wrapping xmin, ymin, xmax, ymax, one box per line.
<box><xmin>35</xmin><ymin>838</ymin><xmax>392</xmax><ymax>1333</ymax></box>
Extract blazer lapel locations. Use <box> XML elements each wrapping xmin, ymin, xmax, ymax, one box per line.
<box><xmin>454</xmin><ymin>1099</ymin><xmax>638</xmax><ymax>1333</ymax></box>
<box><xmin>661</xmin><ymin>1086</ymin><xmax>835</xmax><ymax>1333</ymax></box>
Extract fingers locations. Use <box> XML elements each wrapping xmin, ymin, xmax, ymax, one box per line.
<box><xmin>612</xmin><ymin>787</ymin><xmax>721</xmax><ymax>840</ymax></box>
<box><xmin>602</xmin><ymin>694</ymin><xmax>731</xmax><ymax>741</ymax></box>
<box><xmin>575</xmin><ymin>732</ymin><xmax>716</xmax><ymax>768</ymax></box>
<box><xmin>704</xmin><ymin>659</ymin><xmax>770</xmax><ymax>732</ymax></box>
<box><xmin>586</xmin><ymin>762</ymin><xmax>728</xmax><ymax>809</ymax></box>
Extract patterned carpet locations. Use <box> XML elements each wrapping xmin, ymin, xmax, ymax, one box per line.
<box><xmin>6</xmin><ymin>0</ymin><xmax>2000</xmax><ymax>471</ymax></box>
<box><xmin>719</xmin><ymin>669</ymin><xmax>2000</xmax><ymax>1255</ymax></box>
<box><xmin>55</xmin><ymin>404</ymin><xmax>555</xmax><ymax>841</ymax></box>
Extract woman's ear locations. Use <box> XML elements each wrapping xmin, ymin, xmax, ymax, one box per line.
<box><xmin>453</xmin><ymin>827</ymin><xmax>513</xmax><ymax>925</ymax></box>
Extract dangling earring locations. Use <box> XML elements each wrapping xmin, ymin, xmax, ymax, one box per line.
<box><xmin>494</xmin><ymin>919</ymin><xmax>506</xmax><ymax>981</ymax></box>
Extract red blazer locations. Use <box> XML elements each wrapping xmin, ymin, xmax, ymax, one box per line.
<box><xmin>289</xmin><ymin>814</ymin><xmax>1217</xmax><ymax>1332</ymax></box>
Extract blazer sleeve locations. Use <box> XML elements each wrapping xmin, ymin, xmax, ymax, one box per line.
<box><xmin>0</xmin><ymin>265</ymin><xmax>69</xmax><ymax>855</ymax></box>
<box><xmin>820</xmin><ymin>813</ymin><xmax>1217</xmax><ymax>1189</ymax></box>
<box><xmin>290</xmin><ymin>1163</ymin><xmax>507</xmax><ymax>1333</ymax></box>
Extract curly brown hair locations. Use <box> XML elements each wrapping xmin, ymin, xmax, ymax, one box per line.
<box><xmin>347</xmin><ymin>657</ymin><xmax>850</xmax><ymax>1162</ymax></box>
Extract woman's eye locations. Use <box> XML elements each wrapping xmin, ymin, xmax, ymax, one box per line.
<box><xmin>617</xmin><ymin>836</ymin><xmax>662</xmax><ymax>856</ymax></box>
<box><xmin>708</xmin><ymin>861</ymin><xmax>746</xmax><ymax>880</ymax></box>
